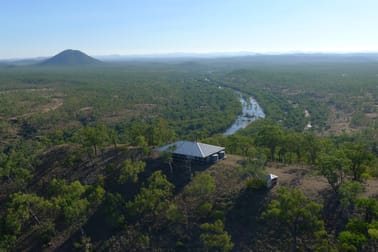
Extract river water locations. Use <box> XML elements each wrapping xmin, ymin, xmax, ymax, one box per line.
<box><xmin>224</xmin><ymin>92</ymin><xmax>265</xmax><ymax>135</ymax></box>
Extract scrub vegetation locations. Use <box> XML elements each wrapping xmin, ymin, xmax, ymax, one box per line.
<box><xmin>0</xmin><ymin>55</ymin><xmax>377</xmax><ymax>251</ymax></box>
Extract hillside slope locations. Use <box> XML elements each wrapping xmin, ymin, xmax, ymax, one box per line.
<box><xmin>39</xmin><ymin>49</ymin><xmax>101</xmax><ymax>66</ymax></box>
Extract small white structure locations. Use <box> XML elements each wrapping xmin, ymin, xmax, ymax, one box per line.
<box><xmin>266</xmin><ymin>174</ymin><xmax>279</xmax><ymax>189</ymax></box>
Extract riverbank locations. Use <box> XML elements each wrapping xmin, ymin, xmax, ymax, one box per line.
<box><xmin>224</xmin><ymin>91</ymin><xmax>265</xmax><ymax>135</ymax></box>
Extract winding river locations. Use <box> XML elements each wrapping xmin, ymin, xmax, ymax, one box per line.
<box><xmin>224</xmin><ymin>91</ymin><xmax>265</xmax><ymax>135</ymax></box>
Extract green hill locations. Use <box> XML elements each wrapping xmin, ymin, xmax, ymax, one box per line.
<box><xmin>39</xmin><ymin>49</ymin><xmax>101</xmax><ymax>66</ymax></box>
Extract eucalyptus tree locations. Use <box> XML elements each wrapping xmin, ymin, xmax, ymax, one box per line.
<box><xmin>262</xmin><ymin>187</ymin><xmax>324</xmax><ymax>252</ymax></box>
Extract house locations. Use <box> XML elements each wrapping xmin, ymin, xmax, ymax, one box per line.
<box><xmin>266</xmin><ymin>174</ymin><xmax>279</xmax><ymax>188</ymax></box>
<box><xmin>157</xmin><ymin>140</ymin><xmax>226</xmax><ymax>163</ymax></box>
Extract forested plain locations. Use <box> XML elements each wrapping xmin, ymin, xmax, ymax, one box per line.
<box><xmin>0</xmin><ymin>56</ymin><xmax>377</xmax><ymax>251</ymax></box>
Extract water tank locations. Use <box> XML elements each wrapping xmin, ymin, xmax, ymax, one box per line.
<box><xmin>210</xmin><ymin>154</ymin><xmax>219</xmax><ymax>163</ymax></box>
<box><xmin>218</xmin><ymin>151</ymin><xmax>226</xmax><ymax>159</ymax></box>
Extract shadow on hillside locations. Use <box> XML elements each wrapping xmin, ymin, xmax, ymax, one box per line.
<box><xmin>55</xmin><ymin>152</ymin><xmax>215</xmax><ymax>250</ymax></box>
<box><xmin>164</xmin><ymin>159</ymin><xmax>215</xmax><ymax>192</ymax></box>
<box><xmin>225</xmin><ymin>187</ymin><xmax>271</xmax><ymax>251</ymax></box>
<box><xmin>319</xmin><ymin>188</ymin><xmax>349</xmax><ymax>234</ymax></box>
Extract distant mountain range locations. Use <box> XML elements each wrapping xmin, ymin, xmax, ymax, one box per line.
<box><xmin>39</xmin><ymin>49</ymin><xmax>101</xmax><ymax>66</ymax></box>
<box><xmin>93</xmin><ymin>52</ymin><xmax>378</xmax><ymax>62</ymax></box>
<box><xmin>1</xmin><ymin>50</ymin><xmax>378</xmax><ymax>66</ymax></box>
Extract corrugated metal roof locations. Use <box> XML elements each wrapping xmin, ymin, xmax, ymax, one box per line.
<box><xmin>157</xmin><ymin>141</ymin><xmax>225</xmax><ymax>158</ymax></box>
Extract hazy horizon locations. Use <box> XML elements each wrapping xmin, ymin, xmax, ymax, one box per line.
<box><xmin>2</xmin><ymin>0</ymin><xmax>378</xmax><ymax>59</ymax></box>
<box><xmin>3</xmin><ymin>49</ymin><xmax>378</xmax><ymax>61</ymax></box>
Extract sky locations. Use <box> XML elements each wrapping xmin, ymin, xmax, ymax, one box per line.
<box><xmin>1</xmin><ymin>0</ymin><xmax>378</xmax><ymax>58</ymax></box>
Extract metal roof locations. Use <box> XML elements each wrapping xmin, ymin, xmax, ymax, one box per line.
<box><xmin>267</xmin><ymin>174</ymin><xmax>279</xmax><ymax>180</ymax></box>
<box><xmin>157</xmin><ymin>141</ymin><xmax>225</xmax><ymax>158</ymax></box>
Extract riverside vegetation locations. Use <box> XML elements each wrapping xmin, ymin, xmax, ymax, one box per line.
<box><xmin>0</xmin><ymin>55</ymin><xmax>377</xmax><ymax>251</ymax></box>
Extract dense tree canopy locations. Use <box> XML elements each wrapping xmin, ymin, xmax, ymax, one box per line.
<box><xmin>0</xmin><ymin>59</ymin><xmax>377</xmax><ymax>251</ymax></box>
<box><xmin>262</xmin><ymin>187</ymin><xmax>324</xmax><ymax>252</ymax></box>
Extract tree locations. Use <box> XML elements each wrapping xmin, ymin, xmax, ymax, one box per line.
<box><xmin>184</xmin><ymin>172</ymin><xmax>216</xmax><ymax>198</ymax></box>
<box><xmin>262</xmin><ymin>187</ymin><xmax>324</xmax><ymax>252</ymax></box>
<box><xmin>126</xmin><ymin>171</ymin><xmax>174</xmax><ymax>221</ymax></box>
<box><xmin>48</xmin><ymin>179</ymin><xmax>89</xmax><ymax>225</ymax></box>
<box><xmin>87</xmin><ymin>184</ymin><xmax>106</xmax><ymax>208</ymax></box>
<box><xmin>7</xmin><ymin>192</ymin><xmax>52</xmax><ymax>222</ymax></box>
<box><xmin>0</xmin><ymin>192</ymin><xmax>53</xmax><ymax>250</ymax></box>
<box><xmin>355</xmin><ymin>198</ymin><xmax>378</xmax><ymax>223</ymax></box>
<box><xmin>338</xmin><ymin>181</ymin><xmax>364</xmax><ymax>209</ymax></box>
<box><xmin>225</xmin><ymin>135</ymin><xmax>241</xmax><ymax>154</ymax></box>
<box><xmin>341</xmin><ymin>143</ymin><xmax>374</xmax><ymax>181</ymax></box>
<box><xmin>282</xmin><ymin>132</ymin><xmax>304</xmax><ymax>163</ymax></box>
<box><xmin>118</xmin><ymin>159</ymin><xmax>145</xmax><ymax>184</ymax></box>
<box><xmin>239</xmin><ymin>149</ymin><xmax>267</xmax><ymax>179</ymax></box>
<box><xmin>200</xmin><ymin>220</ymin><xmax>234</xmax><ymax>252</ymax></box>
<box><xmin>124</xmin><ymin>170</ymin><xmax>174</xmax><ymax>246</ymax></box>
<box><xmin>74</xmin><ymin>125</ymin><xmax>109</xmax><ymax>156</ymax></box>
<box><xmin>316</xmin><ymin>150</ymin><xmax>350</xmax><ymax>192</ymax></box>
<box><xmin>165</xmin><ymin>203</ymin><xmax>184</xmax><ymax>224</ymax></box>
<box><xmin>303</xmin><ymin>132</ymin><xmax>321</xmax><ymax>164</ymax></box>
<box><xmin>337</xmin><ymin>198</ymin><xmax>378</xmax><ymax>251</ymax></box>
<box><xmin>368</xmin><ymin>221</ymin><xmax>378</xmax><ymax>250</ymax></box>
<box><xmin>313</xmin><ymin>230</ymin><xmax>338</xmax><ymax>252</ymax></box>
<box><xmin>225</xmin><ymin>135</ymin><xmax>254</xmax><ymax>156</ymax></box>
<box><xmin>0</xmin><ymin>214</ymin><xmax>19</xmax><ymax>250</ymax></box>
<box><xmin>0</xmin><ymin>152</ymin><xmax>32</xmax><ymax>190</ymax></box>
<box><xmin>160</xmin><ymin>148</ymin><xmax>174</xmax><ymax>175</ymax></box>
<box><xmin>107</xmin><ymin>127</ymin><xmax>119</xmax><ymax>149</ymax></box>
<box><xmin>338</xmin><ymin>231</ymin><xmax>367</xmax><ymax>251</ymax></box>
<box><xmin>135</xmin><ymin>135</ymin><xmax>151</xmax><ymax>158</ymax></box>
<box><xmin>103</xmin><ymin>193</ymin><xmax>126</xmax><ymax>228</ymax></box>
<box><xmin>145</xmin><ymin>118</ymin><xmax>175</xmax><ymax>146</ymax></box>
<box><xmin>254</xmin><ymin>125</ymin><xmax>284</xmax><ymax>160</ymax></box>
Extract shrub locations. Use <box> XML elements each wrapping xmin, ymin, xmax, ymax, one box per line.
<box><xmin>246</xmin><ymin>177</ymin><xmax>266</xmax><ymax>190</ymax></box>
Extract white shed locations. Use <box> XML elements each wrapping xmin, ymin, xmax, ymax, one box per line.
<box><xmin>266</xmin><ymin>174</ymin><xmax>279</xmax><ymax>189</ymax></box>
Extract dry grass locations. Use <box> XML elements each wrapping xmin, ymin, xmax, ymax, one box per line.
<box><xmin>266</xmin><ymin>161</ymin><xmax>378</xmax><ymax>199</ymax></box>
<box><xmin>208</xmin><ymin>155</ymin><xmax>246</xmax><ymax>198</ymax></box>
<box><xmin>266</xmin><ymin>162</ymin><xmax>328</xmax><ymax>200</ymax></box>
<box><xmin>324</xmin><ymin>106</ymin><xmax>355</xmax><ymax>135</ymax></box>
<box><xmin>192</xmin><ymin>155</ymin><xmax>330</xmax><ymax>202</ymax></box>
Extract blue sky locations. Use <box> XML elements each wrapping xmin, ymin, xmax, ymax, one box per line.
<box><xmin>1</xmin><ymin>0</ymin><xmax>378</xmax><ymax>58</ymax></box>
